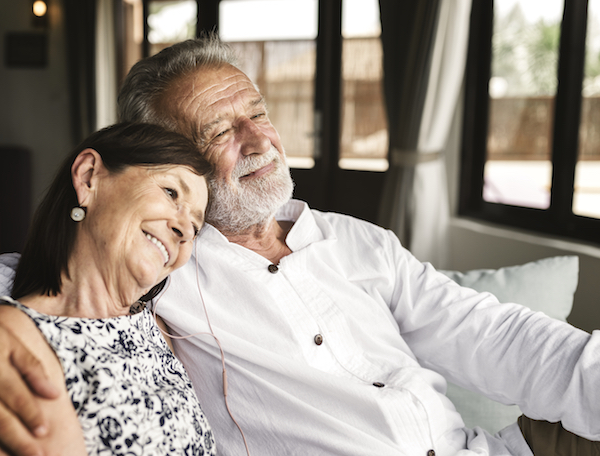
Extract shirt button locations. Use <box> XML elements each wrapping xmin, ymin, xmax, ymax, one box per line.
<box><xmin>268</xmin><ymin>264</ymin><xmax>279</xmax><ymax>273</ymax></box>
<box><xmin>373</xmin><ymin>382</ymin><xmax>385</xmax><ymax>388</ymax></box>
<box><xmin>427</xmin><ymin>450</ymin><xmax>435</xmax><ymax>456</ymax></box>
<box><xmin>314</xmin><ymin>334</ymin><xmax>323</xmax><ymax>345</ymax></box>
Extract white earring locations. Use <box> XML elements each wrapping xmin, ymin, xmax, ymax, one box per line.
<box><xmin>70</xmin><ymin>206</ymin><xmax>86</xmax><ymax>222</ymax></box>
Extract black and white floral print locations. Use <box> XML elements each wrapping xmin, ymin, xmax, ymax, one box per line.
<box><xmin>1</xmin><ymin>298</ymin><xmax>216</xmax><ymax>456</ymax></box>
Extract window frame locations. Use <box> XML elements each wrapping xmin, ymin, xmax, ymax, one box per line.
<box><xmin>459</xmin><ymin>0</ymin><xmax>600</xmax><ymax>245</ymax></box>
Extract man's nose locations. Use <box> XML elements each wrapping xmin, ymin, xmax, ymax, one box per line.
<box><xmin>238</xmin><ymin>117</ymin><xmax>271</xmax><ymax>156</ymax></box>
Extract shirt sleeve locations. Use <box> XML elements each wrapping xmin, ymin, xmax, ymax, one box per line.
<box><xmin>385</xmin><ymin>230</ymin><xmax>600</xmax><ymax>440</ymax></box>
<box><xmin>0</xmin><ymin>253</ymin><xmax>19</xmax><ymax>296</ymax></box>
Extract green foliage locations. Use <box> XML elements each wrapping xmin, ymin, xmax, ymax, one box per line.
<box><xmin>492</xmin><ymin>3</ymin><xmax>560</xmax><ymax>96</ymax></box>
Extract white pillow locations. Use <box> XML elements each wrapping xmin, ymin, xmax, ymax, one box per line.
<box><xmin>0</xmin><ymin>252</ymin><xmax>19</xmax><ymax>296</ymax></box>
<box><xmin>439</xmin><ymin>255</ymin><xmax>579</xmax><ymax>434</ymax></box>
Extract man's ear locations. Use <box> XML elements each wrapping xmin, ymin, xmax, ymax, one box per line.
<box><xmin>71</xmin><ymin>148</ymin><xmax>106</xmax><ymax>207</ymax></box>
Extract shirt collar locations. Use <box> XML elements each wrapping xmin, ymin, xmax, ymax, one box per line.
<box><xmin>277</xmin><ymin>199</ymin><xmax>337</xmax><ymax>251</ymax></box>
<box><xmin>198</xmin><ymin>199</ymin><xmax>336</xmax><ymax>252</ymax></box>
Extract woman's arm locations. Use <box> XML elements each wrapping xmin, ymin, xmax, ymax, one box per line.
<box><xmin>0</xmin><ymin>306</ymin><xmax>87</xmax><ymax>456</ymax></box>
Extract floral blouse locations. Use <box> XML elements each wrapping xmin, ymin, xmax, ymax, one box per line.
<box><xmin>1</xmin><ymin>297</ymin><xmax>217</xmax><ymax>456</ymax></box>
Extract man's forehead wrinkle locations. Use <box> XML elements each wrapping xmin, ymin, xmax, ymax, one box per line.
<box><xmin>171</xmin><ymin>69</ymin><xmax>265</xmax><ymax>149</ymax></box>
<box><xmin>172</xmin><ymin>82</ymin><xmax>212</xmax><ymax>143</ymax></box>
<box><xmin>179</xmin><ymin>81</ymin><xmax>212</xmax><ymax>114</ymax></box>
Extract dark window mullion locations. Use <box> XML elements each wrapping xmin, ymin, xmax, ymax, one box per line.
<box><xmin>459</xmin><ymin>0</ymin><xmax>493</xmax><ymax>214</ymax></box>
<box><xmin>142</xmin><ymin>0</ymin><xmax>150</xmax><ymax>58</ymax></box>
<box><xmin>314</xmin><ymin>0</ymin><xmax>342</xmax><ymax>210</ymax></box>
<box><xmin>550</xmin><ymin>0</ymin><xmax>588</xmax><ymax>219</ymax></box>
<box><xmin>196</xmin><ymin>0</ymin><xmax>220</xmax><ymax>36</ymax></box>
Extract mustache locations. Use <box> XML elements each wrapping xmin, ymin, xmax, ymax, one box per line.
<box><xmin>232</xmin><ymin>147</ymin><xmax>282</xmax><ymax>180</ymax></box>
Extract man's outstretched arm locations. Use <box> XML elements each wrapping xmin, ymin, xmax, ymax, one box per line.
<box><xmin>0</xmin><ymin>323</ymin><xmax>59</xmax><ymax>456</ymax></box>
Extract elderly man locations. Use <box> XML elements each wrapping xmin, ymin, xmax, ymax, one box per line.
<box><xmin>1</xmin><ymin>34</ymin><xmax>600</xmax><ymax>456</ymax></box>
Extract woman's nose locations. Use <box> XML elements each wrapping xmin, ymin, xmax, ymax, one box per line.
<box><xmin>170</xmin><ymin>213</ymin><xmax>195</xmax><ymax>242</ymax></box>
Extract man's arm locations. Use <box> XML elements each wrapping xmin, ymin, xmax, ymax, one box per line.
<box><xmin>0</xmin><ymin>253</ymin><xmax>61</xmax><ymax>456</ymax></box>
<box><xmin>0</xmin><ymin>306</ymin><xmax>86</xmax><ymax>456</ymax></box>
<box><xmin>0</xmin><ymin>322</ymin><xmax>60</xmax><ymax>456</ymax></box>
<box><xmin>383</xmin><ymin>233</ymin><xmax>600</xmax><ymax>439</ymax></box>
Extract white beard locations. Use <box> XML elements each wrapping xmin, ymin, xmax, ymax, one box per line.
<box><xmin>206</xmin><ymin>146</ymin><xmax>294</xmax><ymax>234</ymax></box>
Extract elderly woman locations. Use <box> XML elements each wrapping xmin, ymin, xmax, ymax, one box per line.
<box><xmin>0</xmin><ymin>123</ymin><xmax>216</xmax><ymax>455</ymax></box>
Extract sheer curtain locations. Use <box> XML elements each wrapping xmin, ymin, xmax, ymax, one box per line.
<box><xmin>96</xmin><ymin>0</ymin><xmax>118</xmax><ymax>129</ymax></box>
<box><xmin>378</xmin><ymin>0</ymin><xmax>472</xmax><ymax>267</ymax></box>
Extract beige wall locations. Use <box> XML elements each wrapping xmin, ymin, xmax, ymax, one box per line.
<box><xmin>0</xmin><ymin>0</ymin><xmax>72</xmax><ymax>210</ymax></box>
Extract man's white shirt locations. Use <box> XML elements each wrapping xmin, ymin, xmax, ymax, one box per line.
<box><xmin>152</xmin><ymin>200</ymin><xmax>599</xmax><ymax>455</ymax></box>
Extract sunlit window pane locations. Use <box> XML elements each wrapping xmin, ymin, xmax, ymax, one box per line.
<box><xmin>147</xmin><ymin>1</ymin><xmax>197</xmax><ymax>56</ymax></box>
<box><xmin>220</xmin><ymin>0</ymin><xmax>317</xmax><ymax>41</ymax></box>
<box><xmin>339</xmin><ymin>0</ymin><xmax>387</xmax><ymax>172</ymax></box>
<box><xmin>483</xmin><ymin>0</ymin><xmax>562</xmax><ymax>209</ymax></box>
<box><xmin>220</xmin><ymin>0</ymin><xmax>317</xmax><ymax>169</ymax></box>
<box><xmin>574</xmin><ymin>0</ymin><xmax>600</xmax><ymax>218</ymax></box>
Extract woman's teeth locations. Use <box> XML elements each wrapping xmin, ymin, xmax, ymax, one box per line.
<box><xmin>145</xmin><ymin>233</ymin><xmax>169</xmax><ymax>265</ymax></box>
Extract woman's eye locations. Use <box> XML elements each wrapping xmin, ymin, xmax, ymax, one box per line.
<box><xmin>193</xmin><ymin>224</ymin><xmax>200</xmax><ymax>238</ymax></box>
<box><xmin>165</xmin><ymin>188</ymin><xmax>178</xmax><ymax>199</ymax></box>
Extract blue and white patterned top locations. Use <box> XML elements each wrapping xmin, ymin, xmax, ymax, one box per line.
<box><xmin>1</xmin><ymin>297</ymin><xmax>217</xmax><ymax>456</ymax></box>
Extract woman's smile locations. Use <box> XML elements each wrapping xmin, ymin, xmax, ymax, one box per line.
<box><xmin>143</xmin><ymin>231</ymin><xmax>171</xmax><ymax>265</ymax></box>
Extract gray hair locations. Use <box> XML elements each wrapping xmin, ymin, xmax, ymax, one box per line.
<box><xmin>117</xmin><ymin>32</ymin><xmax>239</xmax><ymax>130</ymax></box>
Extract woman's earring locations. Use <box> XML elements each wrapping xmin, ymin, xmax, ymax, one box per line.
<box><xmin>70</xmin><ymin>206</ymin><xmax>86</xmax><ymax>222</ymax></box>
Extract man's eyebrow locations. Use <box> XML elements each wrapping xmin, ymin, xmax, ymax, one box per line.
<box><xmin>199</xmin><ymin>117</ymin><xmax>224</xmax><ymax>141</ymax></box>
<box><xmin>251</xmin><ymin>96</ymin><xmax>266</xmax><ymax>109</ymax></box>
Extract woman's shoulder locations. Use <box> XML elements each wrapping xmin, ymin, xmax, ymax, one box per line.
<box><xmin>0</xmin><ymin>298</ymin><xmax>61</xmax><ymax>375</ymax></box>
<box><xmin>0</xmin><ymin>297</ymin><xmax>40</xmax><ymax>337</ymax></box>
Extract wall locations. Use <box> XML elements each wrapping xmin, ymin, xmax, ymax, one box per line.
<box><xmin>445</xmin><ymin>92</ymin><xmax>600</xmax><ymax>334</ymax></box>
<box><xmin>0</xmin><ymin>0</ymin><xmax>72</xmax><ymax>210</ymax></box>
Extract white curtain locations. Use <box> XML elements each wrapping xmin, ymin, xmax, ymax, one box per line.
<box><xmin>95</xmin><ymin>0</ymin><xmax>118</xmax><ymax>129</ymax></box>
<box><xmin>409</xmin><ymin>0</ymin><xmax>471</xmax><ymax>266</ymax></box>
<box><xmin>379</xmin><ymin>0</ymin><xmax>472</xmax><ymax>267</ymax></box>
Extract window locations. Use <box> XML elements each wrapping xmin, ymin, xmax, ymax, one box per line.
<box><xmin>339</xmin><ymin>0</ymin><xmax>387</xmax><ymax>172</ymax></box>
<box><xmin>116</xmin><ymin>0</ymin><xmax>197</xmax><ymax>82</ymax></box>
<box><xmin>147</xmin><ymin>0</ymin><xmax>198</xmax><ymax>56</ymax></box>
<box><xmin>219</xmin><ymin>0</ymin><xmax>318</xmax><ymax>169</ymax></box>
<box><xmin>461</xmin><ymin>0</ymin><xmax>600</xmax><ymax>245</ymax></box>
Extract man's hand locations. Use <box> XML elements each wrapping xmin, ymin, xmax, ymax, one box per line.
<box><xmin>0</xmin><ymin>324</ymin><xmax>59</xmax><ymax>456</ymax></box>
